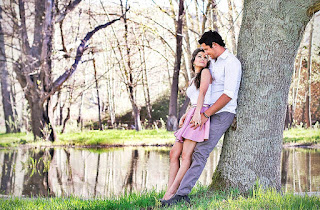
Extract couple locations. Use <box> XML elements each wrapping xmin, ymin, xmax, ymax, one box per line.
<box><xmin>161</xmin><ymin>30</ymin><xmax>242</xmax><ymax>206</ymax></box>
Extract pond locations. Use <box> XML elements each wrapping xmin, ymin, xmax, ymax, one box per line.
<box><xmin>0</xmin><ymin>146</ymin><xmax>319</xmax><ymax>198</ymax></box>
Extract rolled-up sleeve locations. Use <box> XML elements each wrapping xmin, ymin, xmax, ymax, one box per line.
<box><xmin>223</xmin><ymin>59</ymin><xmax>242</xmax><ymax>99</ymax></box>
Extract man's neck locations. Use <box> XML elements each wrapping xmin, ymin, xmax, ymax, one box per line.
<box><xmin>216</xmin><ymin>48</ymin><xmax>226</xmax><ymax>58</ymax></box>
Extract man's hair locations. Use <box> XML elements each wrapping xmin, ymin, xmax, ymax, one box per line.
<box><xmin>198</xmin><ymin>30</ymin><xmax>225</xmax><ymax>47</ymax></box>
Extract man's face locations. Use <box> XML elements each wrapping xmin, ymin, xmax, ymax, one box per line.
<box><xmin>201</xmin><ymin>43</ymin><xmax>217</xmax><ymax>59</ymax></box>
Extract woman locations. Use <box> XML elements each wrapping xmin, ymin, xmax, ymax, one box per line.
<box><xmin>163</xmin><ymin>48</ymin><xmax>213</xmax><ymax>200</ymax></box>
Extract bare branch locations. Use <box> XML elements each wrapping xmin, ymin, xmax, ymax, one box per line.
<box><xmin>43</xmin><ymin>11</ymin><xmax>128</xmax><ymax>103</ymax></box>
<box><xmin>55</xmin><ymin>0</ymin><xmax>82</xmax><ymax>23</ymax></box>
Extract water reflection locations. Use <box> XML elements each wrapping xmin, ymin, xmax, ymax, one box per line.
<box><xmin>0</xmin><ymin>147</ymin><xmax>319</xmax><ymax>198</ymax></box>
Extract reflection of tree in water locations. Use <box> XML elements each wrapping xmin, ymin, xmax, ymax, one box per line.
<box><xmin>281</xmin><ymin>148</ymin><xmax>320</xmax><ymax>193</ymax></box>
<box><xmin>0</xmin><ymin>152</ymin><xmax>15</xmax><ymax>194</ymax></box>
<box><xmin>22</xmin><ymin>148</ymin><xmax>53</xmax><ymax>197</ymax></box>
<box><xmin>281</xmin><ymin>149</ymin><xmax>290</xmax><ymax>186</ymax></box>
<box><xmin>50</xmin><ymin>148</ymin><xmax>75</xmax><ymax>197</ymax></box>
<box><xmin>123</xmin><ymin>149</ymin><xmax>139</xmax><ymax>193</ymax></box>
<box><xmin>94</xmin><ymin>153</ymin><xmax>101</xmax><ymax>197</ymax></box>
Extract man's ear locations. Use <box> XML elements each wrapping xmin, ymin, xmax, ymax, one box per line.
<box><xmin>212</xmin><ymin>42</ymin><xmax>216</xmax><ymax>48</ymax></box>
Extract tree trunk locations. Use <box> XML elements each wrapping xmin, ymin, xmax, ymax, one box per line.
<box><xmin>227</xmin><ymin>0</ymin><xmax>237</xmax><ymax>54</ymax></box>
<box><xmin>293</xmin><ymin>53</ymin><xmax>303</xmax><ymax>117</ymax></box>
<box><xmin>210</xmin><ymin>0</ymin><xmax>318</xmax><ymax>193</ymax></box>
<box><xmin>305</xmin><ymin>17</ymin><xmax>314</xmax><ymax>128</ymax></box>
<box><xmin>140</xmin><ymin>33</ymin><xmax>153</xmax><ymax>124</ymax></box>
<box><xmin>92</xmin><ymin>54</ymin><xmax>102</xmax><ymax>130</ymax></box>
<box><xmin>167</xmin><ymin>0</ymin><xmax>184</xmax><ymax>131</ymax></box>
<box><xmin>106</xmin><ymin>67</ymin><xmax>115</xmax><ymax>127</ymax></box>
<box><xmin>61</xmin><ymin>107</ymin><xmax>70</xmax><ymax>134</ymax></box>
<box><xmin>209</xmin><ymin>1</ymin><xmax>219</xmax><ymax>32</ymax></box>
<box><xmin>15</xmin><ymin>0</ymin><xmax>56</xmax><ymax>141</ymax></box>
<box><xmin>26</xmin><ymin>94</ymin><xmax>56</xmax><ymax>141</ymax></box>
<box><xmin>183</xmin><ymin>9</ymin><xmax>192</xmax><ymax>82</ymax></box>
<box><xmin>0</xmin><ymin>5</ymin><xmax>15</xmax><ymax>133</ymax></box>
<box><xmin>121</xmin><ymin>2</ymin><xmax>141</xmax><ymax>131</ymax></box>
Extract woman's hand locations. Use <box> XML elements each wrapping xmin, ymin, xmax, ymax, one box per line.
<box><xmin>179</xmin><ymin>114</ymin><xmax>187</xmax><ymax>128</ymax></box>
<box><xmin>191</xmin><ymin>112</ymin><xmax>201</xmax><ymax>127</ymax></box>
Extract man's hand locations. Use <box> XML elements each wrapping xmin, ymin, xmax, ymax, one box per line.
<box><xmin>190</xmin><ymin>113</ymin><xmax>209</xmax><ymax>130</ymax></box>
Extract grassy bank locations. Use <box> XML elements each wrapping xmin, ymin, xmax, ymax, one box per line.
<box><xmin>0</xmin><ymin>128</ymin><xmax>319</xmax><ymax>148</ymax></box>
<box><xmin>283</xmin><ymin>127</ymin><xmax>320</xmax><ymax>145</ymax></box>
<box><xmin>0</xmin><ymin>186</ymin><xmax>319</xmax><ymax>209</ymax></box>
<box><xmin>0</xmin><ymin>129</ymin><xmax>175</xmax><ymax>147</ymax></box>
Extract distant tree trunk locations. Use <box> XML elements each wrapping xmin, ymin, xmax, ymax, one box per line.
<box><xmin>167</xmin><ymin>0</ymin><xmax>184</xmax><ymax>131</ymax></box>
<box><xmin>0</xmin><ymin>5</ymin><xmax>15</xmax><ymax>133</ymax></box>
<box><xmin>227</xmin><ymin>0</ymin><xmax>237</xmax><ymax>54</ymax></box>
<box><xmin>305</xmin><ymin>17</ymin><xmax>314</xmax><ymax>128</ymax></box>
<box><xmin>285</xmin><ymin>104</ymin><xmax>293</xmax><ymax>129</ymax></box>
<box><xmin>293</xmin><ymin>53</ymin><xmax>303</xmax><ymax>117</ymax></box>
<box><xmin>183</xmin><ymin>7</ymin><xmax>192</xmax><ymax>82</ymax></box>
<box><xmin>10</xmin><ymin>80</ymin><xmax>20</xmax><ymax>132</ymax></box>
<box><xmin>61</xmin><ymin>83</ymin><xmax>74</xmax><ymax>134</ymax></box>
<box><xmin>209</xmin><ymin>1</ymin><xmax>219</xmax><ymax>32</ymax></box>
<box><xmin>92</xmin><ymin>53</ymin><xmax>102</xmax><ymax>130</ymax></box>
<box><xmin>61</xmin><ymin>107</ymin><xmax>70</xmax><ymax>134</ymax></box>
<box><xmin>106</xmin><ymin>66</ymin><xmax>115</xmax><ymax>127</ymax></box>
<box><xmin>121</xmin><ymin>2</ymin><xmax>141</xmax><ymax>131</ymax></box>
<box><xmin>140</xmin><ymin>34</ymin><xmax>152</xmax><ymax>124</ymax></box>
<box><xmin>59</xmin><ymin>95</ymin><xmax>65</xmax><ymax>126</ymax></box>
<box><xmin>77</xmin><ymin>92</ymin><xmax>84</xmax><ymax>130</ymax></box>
<box><xmin>178</xmin><ymin>97</ymin><xmax>190</xmax><ymax>120</ymax></box>
<box><xmin>210</xmin><ymin>0</ymin><xmax>319</xmax><ymax>193</ymax></box>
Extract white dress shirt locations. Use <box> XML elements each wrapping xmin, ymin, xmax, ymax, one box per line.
<box><xmin>209</xmin><ymin>49</ymin><xmax>242</xmax><ymax>114</ymax></box>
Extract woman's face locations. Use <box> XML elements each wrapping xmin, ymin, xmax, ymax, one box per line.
<box><xmin>193</xmin><ymin>51</ymin><xmax>208</xmax><ymax>69</ymax></box>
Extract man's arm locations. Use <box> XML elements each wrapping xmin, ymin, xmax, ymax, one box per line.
<box><xmin>191</xmin><ymin>94</ymin><xmax>231</xmax><ymax>129</ymax></box>
<box><xmin>204</xmin><ymin>94</ymin><xmax>231</xmax><ymax>116</ymax></box>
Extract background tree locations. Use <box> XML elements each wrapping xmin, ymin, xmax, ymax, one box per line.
<box><xmin>210</xmin><ymin>0</ymin><xmax>319</xmax><ymax>193</ymax></box>
<box><xmin>167</xmin><ymin>0</ymin><xmax>184</xmax><ymax>131</ymax></box>
<box><xmin>0</xmin><ymin>4</ymin><xmax>16</xmax><ymax>133</ymax></box>
<box><xmin>9</xmin><ymin>0</ymin><xmax>125</xmax><ymax>140</ymax></box>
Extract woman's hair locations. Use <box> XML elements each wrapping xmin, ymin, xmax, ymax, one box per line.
<box><xmin>191</xmin><ymin>48</ymin><xmax>209</xmax><ymax>89</ymax></box>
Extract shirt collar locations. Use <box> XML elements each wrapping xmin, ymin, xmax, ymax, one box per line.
<box><xmin>218</xmin><ymin>49</ymin><xmax>229</xmax><ymax>60</ymax></box>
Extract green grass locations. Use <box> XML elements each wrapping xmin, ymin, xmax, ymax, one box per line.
<box><xmin>0</xmin><ymin>129</ymin><xmax>175</xmax><ymax>147</ymax></box>
<box><xmin>283</xmin><ymin>127</ymin><xmax>320</xmax><ymax>145</ymax></box>
<box><xmin>0</xmin><ymin>186</ymin><xmax>319</xmax><ymax>209</ymax></box>
<box><xmin>0</xmin><ymin>128</ymin><xmax>319</xmax><ymax>148</ymax></box>
<box><xmin>0</xmin><ymin>132</ymin><xmax>34</xmax><ymax>147</ymax></box>
<box><xmin>57</xmin><ymin>129</ymin><xmax>175</xmax><ymax>146</ymax></box>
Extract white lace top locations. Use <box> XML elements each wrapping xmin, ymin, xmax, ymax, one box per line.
<box><xmin>186</xmin><ymin>79</ymin><xmax>213</xmax><ymax>106</ymax></box>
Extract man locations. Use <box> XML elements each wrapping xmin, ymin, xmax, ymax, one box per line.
<box><xmin>162</xmin><ymin>30</ymin><xmax>242</xmax><ymax>206</ymax></box>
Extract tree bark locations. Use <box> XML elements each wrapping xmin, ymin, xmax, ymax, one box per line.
<box><xmin>167</xmin><ymin>0</ymin><xmax>184</xmax><ymax>131</ymax></box>
<box><xmin>210</xmin><ymin>0</ymin><xmax>318</xmax><ymax>193</ymax></box>
<box><xmin>0</xmin><ymin>5</ymin><xmax>15</xmax><ymax>133</ymax></box>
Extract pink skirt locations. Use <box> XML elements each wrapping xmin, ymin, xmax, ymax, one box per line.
<box><xmin>174</xmin><ymin>106</ymin><xmax>210</xmax><ymax>143</ymax></box>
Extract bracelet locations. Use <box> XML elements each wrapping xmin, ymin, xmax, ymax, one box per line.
<box><xmin>203</xmin><ymin>112</ymin><xmax>210</xmax><ymax>118</ymax></box>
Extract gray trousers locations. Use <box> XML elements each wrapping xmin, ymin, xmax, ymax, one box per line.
<box><xmin>176</xmin><ymin>111</ymin><xmax>235</xmax><ymax>196</ymax></box>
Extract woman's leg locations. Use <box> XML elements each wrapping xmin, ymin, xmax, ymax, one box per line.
<box><xmin>163</xmin><ymin>139</ymin><xmax>197</xmax><ymax>200</ymax></box>
<box><xmin>163</xmin><ymin>141</ymin><xmax>183</xmax><ymax>199</ymax></box>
